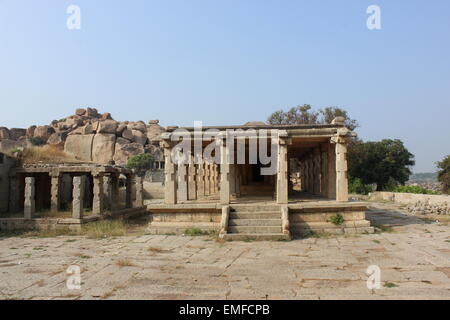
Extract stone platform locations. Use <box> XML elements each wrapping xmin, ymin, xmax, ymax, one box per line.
<box><xmin>146</xmin><ymin>200</ymin><xmax>374</xmax><ymax>238</ymax></box>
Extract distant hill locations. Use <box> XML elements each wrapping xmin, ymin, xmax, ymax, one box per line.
<box><xmin>409</xmin><ymin>172</ymin><xmax>438</xmax><ymax>182</ymax></box>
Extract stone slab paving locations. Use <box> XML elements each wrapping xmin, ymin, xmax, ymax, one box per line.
<box><xmin>1</xmin><ymin>203</ymin><xmax>450</xmax><ymax>300</ymax></box>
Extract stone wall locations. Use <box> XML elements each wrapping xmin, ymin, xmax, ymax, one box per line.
<box><xmin>369</xmin><ymin>192</ymin><xmax>450</xmax><ymax>215</ymax></box>
<box><xmin>0</xmin><ymin>153</ymin><xmax>15</xmax><ymax>213</ymax></box>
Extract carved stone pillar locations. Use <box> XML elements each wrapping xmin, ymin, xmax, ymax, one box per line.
<box><xmin>219</xmin><ymin>139</ymin><xmax>231</xmax><ymax>205</ymax></box>
<box><xmin>321</xmin><ymin>144</ymin><xmax>328</xmax><ymax>197</ymax></box>
<box><xmin>161</xmin><ymin>141</ymin><xmax>177</xmax><ymax>204</ymax></box>
<box><xmin>177</xmin><ymin>162</ymin><xmax>188</xmax><ymax>202</ymax></box>
<box><xmin>49</xmin><ymin>171</ymin><xmax>61</xmax><ymax>213</ymax></box>
<box><xmin>24</xmin><ymin>177</ymin><xmax>35</xmax><ymax>219</ymax></box>
<box><xmin>332</xmin><ymin>129</ymin><xmax>351</xmax><ymax>202</ymax></box>
<box><xmin>72</xmin><ymin>176</ymin><xmax>85</xmax><ymax>219</ymax></box>
<box><xmin>135</xmin><ymin>176</ymin><xmax>144</xmax><ymax>207</ymax></box>
<box><xmin>197</xmin><ymin>158</ymin><xmax>205</xmax><ymax>199</ymax></box>
<box><xmin>276</xmin><ymin>132</ymin><xmax>290</xmax><ymax>204</ymax></box>
<box><xmin>188</xmin><ymin>155</ymin><xmax>197</xmax><ymax>201</ymax></box>
<box><xmin>313</xmin><ymin>147</ymin><xmax>321</xmax><ymax>195</ymax></box>
<box><xmin>92</xmin><ymin>173</ymin><xmax>104</xmax><ymax>215</ymax></box>
<box><xmin>125</xmin><ymin>174</ymin><xmax>133</xmax><ymax>208</ymax></box>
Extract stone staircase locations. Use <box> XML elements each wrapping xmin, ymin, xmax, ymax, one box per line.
<box><xmin>221</xmin><ymin>205</ymin><xmax>290</xmax><ymax>241</ymax></box>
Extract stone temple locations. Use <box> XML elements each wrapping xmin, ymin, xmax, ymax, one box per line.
<box><xmin>147</xmin><ymin>117</ymin><xmax>374</xmax><ymax>240</ymax></box>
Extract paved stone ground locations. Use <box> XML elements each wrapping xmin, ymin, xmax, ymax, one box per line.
<box><xmin>1</xmin><ymin>202</ymin><xmax>450</xmax><ymax>300</ymax></box>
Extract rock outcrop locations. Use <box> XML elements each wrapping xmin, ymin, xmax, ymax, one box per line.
<box><xmin>0</xmin><ymin>108</ymin><xmax>165</xmax><ymax>166</ymax></box>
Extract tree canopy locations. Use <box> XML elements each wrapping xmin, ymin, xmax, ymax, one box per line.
<box><xmin>348</xmin><ymin>139</ymin><xmax>415</xmax><ymax>191</ymax></box>
<box><xmin>267</xmin><ymin>104</ymin><xmax>359</xmax><ymax>130</ymax></box>
<box><xmin>436</xmin><ymin>155</ymin><xmax>450</xmax><ymax>194</ymax></box>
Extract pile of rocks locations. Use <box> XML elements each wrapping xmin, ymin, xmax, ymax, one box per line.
<box><xmin>0</xmin><ymin>108</ymin><xmax>165</xmax><ymax>166</ymax></box>
<box><xmin>406</xmin><ymin>200</ymin><xmax>450</xmax><ymax>215</ymax></box>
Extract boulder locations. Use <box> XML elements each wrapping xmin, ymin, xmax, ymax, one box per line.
<box><xmin>0</xmin><ymin>127</ymin><xmax>10</xmax><ymax>140</ymax></box>
<box><xmin>75</xmin><ymin>108</ymin><xmax>86</xmax><ymax>116</ymax></box>
<box><xmin>9</xmin><ymin>128</ymin><xmax>27</xmax><ymax>140</ymax></box>
<box><xmin>86</xmin><ymin>107</ymin><xmax>100</xmax><ymax>118</ymax></box>
<box><xmin>147</xmin><ymin>121</ymin><xmax>163</xmax><ymax>142</ymax></box>
<box><xmin>121</xmin><ymin>128</ymin><xmax>134</xmax><ymax>141</ymax></box>
<box><xmin>96</xmin><ymin>120</ymin><xmax>118</xmax><ymax>134</ymax></box>
<box><xmin>0</xmin><ymin>139</ymin><xmax>21</xmax><ymax>153</ymax></box>
<box><xmin>113</xmin><ymin>142</ymin><xmax>145</xmax><ymax>166</ymax></box>
<box><xmin>116</xmin><ymin>123</ymin><xmax>127</xmax><ymax>135</ymax></box>
<box><xmin>100</xmin><ymin>112</ymin><xmax>113</xmax><ymax>120</ymax></box>
<box><xmin>132</xmin><ymin>130</ymin><xmax>148</xmax><ymax>145</ymax></box>
<box><xmin>92</xmin><ymin>133</ymin><xmax>116</xmax><ymax>164</ymax></box>
<box><xmin>47</xmin><ymin>132</ymin><xmax>68</xmax><ymax>147</ymax></box>
<box><xmin>64</xmin><ymin>134</ymin><xmax>95</xmax><ymax>161</ymax></box>
<box><xmin>26</xmin><ymin>126</ymin><xmax>36</xmax><ymax>138</ymax></box>
<box><xmin>128</xmin><ymin>121</ymin><xmax>147</xmax><ymax>133</ymax></box>
<box><xmin>34</xmin><ymin>125</ymin><xmax>55</xmax><ymax>142</ymax></box>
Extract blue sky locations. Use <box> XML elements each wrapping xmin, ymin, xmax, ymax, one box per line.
<box><xmin>0</xmin><ymin>0</ymin><xmax>449</xmax><ymax>172</ymax></box>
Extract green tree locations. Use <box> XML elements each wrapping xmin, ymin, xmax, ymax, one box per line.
<box><xmin>436</xmin><ymin>155</ymin><xmax>450</xmax><ymax>194</ymax></box>
<box><xmin>126</xmin><ymin>153</ymin><xmax>154</xmax><ymax>177</ymax></box>
<box><xmin>348</xmin><ymin>139</ymin><xmax>415</xmax><ymax>191</ymax></box>
<box><xmin>267</xmin><ymin>104</ymin><xmax>359</xmax><ymax>130</ymax></box>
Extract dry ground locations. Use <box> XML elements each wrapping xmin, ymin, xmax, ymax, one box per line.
<box><xmin>0</xmin><ymin>202</ymin><xmax>450</xmax><ymax>300</ymax></box>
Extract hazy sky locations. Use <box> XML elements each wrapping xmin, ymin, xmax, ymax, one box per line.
<box><xmin>0</xmin><ymin>0</ymin><xmax>449</xmax><ymax>172</ymax></box>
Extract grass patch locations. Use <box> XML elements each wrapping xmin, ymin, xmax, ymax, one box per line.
<box><xmin>184</xmin><ymin>228</ymin><xmax>211</xmax><ymax>236</ymax></box>
<box><xmin>18</xmin><ymin>145</ymin><xmax>82</xmax><ymax>164</ymax></box>
<box><xmin>383</xmin><ymin>281</ymin><xmax>398</xmax><ymax>288</ymax></box>
<box><xmin>81</xmin><ymin>220</ymin><xmax>126</xmax><ymax>239</ymax></box>
<box><xmin>309</xmin><ymin>231</ymin><xmax>333</xmax><ymax>239</ymax></box>
<box><xmin>115</xmin><ymin>259</ymin><xmax>135</xmax><ymax>267</ymax></box>
<box><xmin>20</xmin><ymin>227</ymin><xmax>78</xmax><ymax>238</ymax></box>
<box><xmin>373</xmin><ymin>240</ymin><xmax>381</xmax><ymax>244</ymax></box>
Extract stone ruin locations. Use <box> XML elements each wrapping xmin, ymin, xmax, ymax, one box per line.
<box><xmin>0</xmin><ymin>108</ymin><xmax>164</xmax><ymax>167</ymax></box>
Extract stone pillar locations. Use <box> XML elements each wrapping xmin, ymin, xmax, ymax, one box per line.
<box><xmin>276</xmin><ymin>135</ymin><xmax>289</xmax><ymax>204</ymax></box>
<box><xmin>210</xmin><ymin>164</ymin><xmax>216</xmax><ymax>194</ymax></box>
<box><xmin>313</xmin><ymin>148</ymin><xmax>321</xmax><ymax>195</ymax></box>
<box><xmin>197</xmin><ymin>159</ymin><xmax>205</xmax><ymax>199</ymax></box>
<box><xmin>110</xmin><ymin>173</ymin><xmax>120</xmax><ymax>212</ymax></box>
<box><xmin>92</xmin><ymin>174</ymin><xmax>104</xmax><ymax>215</ymax></box>
<box><xmin>335</xmin><ymin>140</ymin><xmax>349</xmax><ymax>202</ymax></box>
<box><xmin>162</xmin><ymin>143</ymin><xmax>177</xmax><ymax>204</ymax></box>
<box><xmin>321</xmin><ymin>145</ymin><xmax>328</xmax><ymax>197</ymax></box>
<box><xmin>235</xmin><ymin>165</ymin><xmax>241</xmax><ymax>197</ymax></box>
<box><xmin>49</xmin><ymin>172</ymin><xmax>61</xmax><ymax>212</ymax></box>
<box><xmin>230</xmin><ymin>164</ymin><xmax>236</xmax><ymax>196</ymax></box>
<box><xmin>24</xmin><ymin>177</ymin><xmax>35</xmax><ymax>219</ymax></box>
<box><xmin>327</xmin><ymin>143</ymin><xmax>336</xmax><ymax>199</ymax></box>
<box><xmin>72</xmin><ymin>176</ymin><xmax>85</xmax><ymax>219</ymax></box>
<box><xmin>309</xmin><ymin>155</ymin><xmax>314</xmax><ymax>193</ymax></box>
<box><xmin>125</xmin><ymin>174</ymin><xmax>133</xmax><ymax>208</ymax></box>
<box><xmin>220</xmin><ymin>141</ymin><xmax>231</xmax><ymax>205</ymax></box>
<box><xmin>188</xmin><ymin>156</ymin><xmax>197</xmax><ymax>200</ymax></box>
<box><xmin>135</xmin><ymin>176</ymin><xmax>144</xmax><ymax>207</ymax></box>
<box><xmin>177</xmin><ymin>163</ymin><xmax>188</xmax><ymax>202</ymax></box>
<box><xmin>204</xmin><ymin>163</ymin><xmax>210</xmax><ymax>196</ymax></box>
<box><xmin>103</xmin><ymin>175</ymin><xmax>111</xmax><ymax>210</ymax></box>
<box><xmin>9</xmin><ymin>175</ymin><xmax>18</xmax><ymax>213</ymax></box>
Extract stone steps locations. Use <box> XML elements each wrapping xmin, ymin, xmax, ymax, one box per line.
<box><xmin>228</xmin><ymin>219</ymin><xmax>282</xmax><ymax>226</ymax></box>
<box><xmin>228</xmin><ymin>225</ymin><xmax>282</xmax><ymax>233</ymax></box>
<box><xmin>223</xmin><ymin>205</ymin><xmax>289</xmax><ymax>241</ymax></box>
<box><xmin>222</xmin><ymin>233</ymin><xmax>290</xmax><ymax>241</ymax></box>
<box><xmin>230</xmin><ymin>212</ymin><xmax>281</xmax><ymax>219</ymax></box>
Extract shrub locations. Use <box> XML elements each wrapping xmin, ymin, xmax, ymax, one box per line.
<box><xmin>349</xmin><ymin>177</ymin><xmax>374</xmax><ymax>195</ymax></box>
<box><xmin>329</xmin><ymin>214</ymin><xmax>345</xmax><ymax>226</ymax></box>
<box><xmin>392</xmin><ymin>185</ymin><xmax>440</xmax><ymax>195</ymax></box>
<box><xmin>126</xmin><ymin>153</ymin><xmax>154</xmax><ymax>176</ymax></box>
